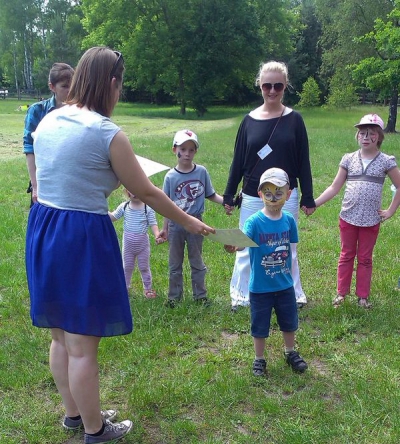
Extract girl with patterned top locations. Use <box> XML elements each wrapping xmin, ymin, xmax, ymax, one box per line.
<box><xmin>313</xmin><ymin>114</ymin><xmax>400</xmax><ymax>308</ymax></box>
<box><xmin>109</xmin><ymin>188</ymin><xmax>163</xmax><ymax>298</ymax></box>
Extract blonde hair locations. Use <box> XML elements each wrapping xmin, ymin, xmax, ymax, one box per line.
<box><xmin>255</xmin><ymin>61</ymin><xmax>289</xmax><ymax>86</ymax></box>
<box><xmin>355</xmin><ymin>126</ymin><xmax>385</xmax><ymax>148</ymax></box>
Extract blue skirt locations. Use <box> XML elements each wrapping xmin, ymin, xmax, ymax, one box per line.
<box><xmin>26</xmin><ymin>204</ymin><xmax>133</xmax><ymax>337</ymax></box>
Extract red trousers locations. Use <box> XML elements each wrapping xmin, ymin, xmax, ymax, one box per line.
<box><xmin>337</xmin><ymin>218</ymin><xmax>380</xmax><ymax>298</ymax></box>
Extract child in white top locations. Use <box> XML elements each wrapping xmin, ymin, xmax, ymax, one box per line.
<box><xmin>313</xmin><ymin>114</ymin><xmax>400</xmax><ymax>308</ymax></box>
<box><xmin>109</xmin><ymin>189</ymin><xmax>162</xmax><ymax>298</ymax></box>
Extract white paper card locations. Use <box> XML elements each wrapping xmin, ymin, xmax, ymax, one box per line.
<box><xmin>257</xmin><ymin>144</ymin><xmax>272</xmax><ymax>160</ymax></box>
<box><xmin>136</xmin><ymin>155</ymin><xmax>170</xmax><ymax>177</ymax></box>
<box><xmin>206</xmin><ymin>229</ymin><xmax>258</xmax><ymax>248</ymax></box>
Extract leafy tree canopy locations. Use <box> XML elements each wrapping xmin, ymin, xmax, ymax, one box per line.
<box><xmin>351</xmin><ymin>1</ymin><xmax>400</xmax><ymax>131</ymax></box>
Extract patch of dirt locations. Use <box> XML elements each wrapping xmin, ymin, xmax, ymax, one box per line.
<box><xmin>221</xmin><ymin>331</ymin><xmax>240</xmax><ymax>342</ymax></box>
<box><xmin>0</xmin><ymin>133</ymin><xmax>22</xmax><ymax>159</ymax></box>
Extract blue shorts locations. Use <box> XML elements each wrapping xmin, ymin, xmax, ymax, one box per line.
<box><xmin>250</xmin><ymin>287</ymin><xmax>298</xmax><ymax>338</ymax></box>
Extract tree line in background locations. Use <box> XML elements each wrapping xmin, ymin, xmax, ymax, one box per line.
<box><xmin>0</xmin><ymin>0</ymin><xmax>399</xmax><ymax>129</ymax></box>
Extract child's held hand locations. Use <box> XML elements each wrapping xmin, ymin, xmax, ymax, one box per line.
<box><xmin>155</xmin><ymin>236</ymin><xmax>167</xmax><ymax>245</ymax></box>
<box><xmin>157</xmin><ymin>229</ymin><xmax>168</xmax><ymax>243</ymax></box>
<box><xmin>224</xmin><ymin>204</ymin><xmax>234</xmax><ymax>216</ymax></box>
<box><xmin>301</xmin><ymin>206</ymin><xmax>316</xmax><ymax>216</ymax></box>
<box><xmin>224</xmin><ymin>244</ymin><xmax>237</xmax><ymax>253</ymax></box>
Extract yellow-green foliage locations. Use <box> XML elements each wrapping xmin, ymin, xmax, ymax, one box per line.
<box><xmin>297</xmin><ymin>77</ymin><xmax>321</xmax><ymax>107</ymax></box>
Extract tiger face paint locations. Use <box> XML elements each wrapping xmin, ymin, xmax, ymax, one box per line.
<box><xmin>258</xmin><ymin>182</ymin><xmax>288</xmax><ymax>212</ymax></box>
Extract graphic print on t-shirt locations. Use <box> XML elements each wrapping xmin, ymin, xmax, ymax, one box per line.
<box><xmin>174</xmin><ymin>179</ymin><xmax>205</xmax><ymax>211</ymax></box>
<box><xmin>259</xmin><ymin>230</ymin><xmax>291</xmax><ymax>278</ymax></box>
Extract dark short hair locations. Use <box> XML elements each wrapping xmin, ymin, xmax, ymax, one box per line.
<box><xmin>48</xmin><ymin>63</ymin><xmax>74</xmax><ymax>86</ymax></box>
<box><xmin>67</xmin><ymin>47</ymin><xmax>124</xmax><ymax>117</ymax></box>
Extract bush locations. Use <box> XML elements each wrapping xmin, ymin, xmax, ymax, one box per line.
<box><xmin>297</xmin><ymin>77</ymin><xmax>321</xmax><ymax>107</ymax></box>
<box><xmin>326</xmin><ymin>74</ymin><xmax>359</xmax><ymax>109</ymax></box>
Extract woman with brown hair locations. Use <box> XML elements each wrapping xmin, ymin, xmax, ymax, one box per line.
<box><xmin>26</xmin><ymin>47</ymin><xmax>214</xmax><ymax>443</ymax></box>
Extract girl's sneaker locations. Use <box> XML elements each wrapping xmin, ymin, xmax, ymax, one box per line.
<box><xmin>358</xmin><ymin>298</ymin><xmax>372</xmax><ymax>309</ymax></box>
<box><xmin>84</xmin><ymin>420</ymin><xmax>133</xmax><ymax>443</ymax></box>
<box><xmin>63</xmin><ymin>410</ymin><xmax>117</xmax><ymax>430</ymax></box>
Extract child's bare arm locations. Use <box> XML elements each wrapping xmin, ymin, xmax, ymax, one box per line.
<box><xmin>150</xmin><ymin>224</ymin><xmax>160</xmax><ymax>238</ymax></box>
<box><xmin>207</xmin><ymin>193</ymin><xmax>224</xmax><ymax>205</ymax></box>
<box><xmin>314</xmin><ymin>167</ymin><xmax>347</xmax><ymax>208</ymax></box>
<box><xmin>158</xmin><ymin>218</ymin><xmax>169</xmax><ymax>242</ymax></box>
<box><xmin>379</xmin><ymin>168</ymin><xmax>400</xmax><ymax>221</ymax></box>
<box><xmin>108</xmin><ymin>211</ymin><xmax>117</xmax><ymax>222</ymax></box>
<box><xmin>150</xmin><ymin>224</ymin><xmax>166</xmax><ymax>244</ymax></box>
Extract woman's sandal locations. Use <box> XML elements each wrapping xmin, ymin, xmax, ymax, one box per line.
<box><xmin>358</xmin><ymin>298</ymin><xmax>372</xmax><ymax>309</ymax></box>
<box><xmin>332</xmin><ymin>295</ymin><xmax>345</xmax><ymax>308</ymax></box>
<box><xmin>144</xmin><ymin>289</ymin><xmax>157</xmax><ymax>299</ymax></box>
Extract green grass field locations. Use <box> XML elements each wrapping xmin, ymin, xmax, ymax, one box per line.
<box><xmin>1</xmin><ymin>98</ymin><xmax>399</xmax><ymax>444</ymax></box>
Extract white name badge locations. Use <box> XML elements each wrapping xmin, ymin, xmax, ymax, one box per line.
<box><xmin>257</xmin><ymin>144</ymin><xmax>272</xmax><ymax>160</ymax></box>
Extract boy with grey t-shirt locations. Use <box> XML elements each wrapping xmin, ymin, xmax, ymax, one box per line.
<box><xmin>159</xmin><ymin>130</ymin><xmax>223</xmax><ymax>306</ymax></box>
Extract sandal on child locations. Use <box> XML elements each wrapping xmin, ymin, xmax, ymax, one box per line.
<box><xmin>144</xmin><ymin>289</ymin><xmax>157</xmax><ymax>299</ymax></box>
<box><xmin>252</xmin><ymin>359</ymin><xmax>267</xmax><ymax>377</ymax></box>
<box><xmin>358</xmin><ymin>298</ymin><xmax>372</xmax><ymax>309</ymax></box>
<box><xmin>332</xmin><ymin>295</ymin><xmax>345</xmax><ymax>308</ymax></box>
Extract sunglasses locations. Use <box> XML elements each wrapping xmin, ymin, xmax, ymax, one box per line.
<box><xmin>261</xmin><ymin>82</ymin><xmax>285</xmax><ymax>92</ymax></box>
<box><xmin>110</xmin><ymin>51</ymin><xmax>124</xmax><ymax>79</ymax></box>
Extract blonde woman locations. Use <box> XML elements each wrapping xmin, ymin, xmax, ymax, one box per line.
<box><xmin>223</xmin><ymin>61</ymin><xmax>315</xmax><ymax>311</ymax></box>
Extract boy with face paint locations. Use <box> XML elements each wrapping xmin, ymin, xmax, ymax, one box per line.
<box><xmin>314</xmin><ymin>114</ymin><xmax>400</xmax><ymax>309</ymax></box>
<box><xmin>225</xmin><ymin>168</ymin><xmax>308</xmax><ymax>376</ymax></box>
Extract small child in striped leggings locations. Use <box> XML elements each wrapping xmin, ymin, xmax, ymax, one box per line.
<box><xmin>109</xmin><ymin>188</ymin><xmax>163</xmax><ymax>298</ymax></box>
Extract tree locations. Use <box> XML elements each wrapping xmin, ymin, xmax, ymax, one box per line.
<box><xmin>351</xmin><ymin>2</ymin><xmax>400</xmax><ymax>132</ymax></box>
<box><xmin>118</xmin><ymin>0</ymin><xmax>262</xmax><ymax>115</ymax></box>
<box><xmin>326</xmin><ymin>73</ymin><xmax>358</xmax><ymax>109</ymax></box>
<box><xmin>0</xmin><ymin>0</ymin><xmax>83</xmax><ymax>92</ymax></box>
<box><xmin>0</xmin><ymin>0</ymin><xmax>45</xmax><ymax>90</ymax></box>
<box><xmin>287</xmin><ymin>0</ymin><xmax>323</xmax><ymax>105</ymax></box>
<box><xmin>81</xmin><ymin>0</ymin><xmax>299</xmax><ymax>114</ymax></box>
<box><xmin>297</xmin><ymin>77</ymin><xmax>321</xmax><ymax>107</ymax></box>
<box><xmin>315</xmin><ymin>0</ymin><xmax>394</xmax><ymax>99</ymax></box>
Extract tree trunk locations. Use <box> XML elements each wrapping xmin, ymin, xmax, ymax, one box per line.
<box><xmin>386</xmin><ymin>89</ymin><xmax>398</xmax><ymax>133</ymax></box>
<box><xmin>178</xmin><ymin>69</ymin><xmax>186</xmax><ymax>115</ymax></box>
<box><xmin>12</xmin><ymin>34</ymin><xmax>18</xmax><ymax>91</ymax></box>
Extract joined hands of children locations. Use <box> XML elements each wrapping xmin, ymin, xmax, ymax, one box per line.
<box><xmin>224</xmin><ymin>204</ymin><xmax>234</xmax><ymax>216</ymax></box>
<box><xmin>155</xmin><ymin>236</ymin><xmax>167</xmax><ymax>245</ymax></box>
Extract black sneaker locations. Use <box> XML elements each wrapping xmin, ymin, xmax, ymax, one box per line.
<box><xmin>194</xmin><ymin>297</ymin><xmax>211</xmax><ymax>307</ymax></box>
<box><xmin>84</xmin><ymin>420</ymin><xmax>133</xmax><ymax>443</ymax></box>
<box><xmin>252</xmin><ymin>358</ymin><xmax>267</xmax><ymax>376</ymax></box>
<box><xmin>285</xmin><ymin>351</ymin><xmax>308</xmax><ymax>373</ymax></box>
<box><xmin>165</xmin><ymin>299</ymin><xmax>179</xmax><ymax>308</ymax></box>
